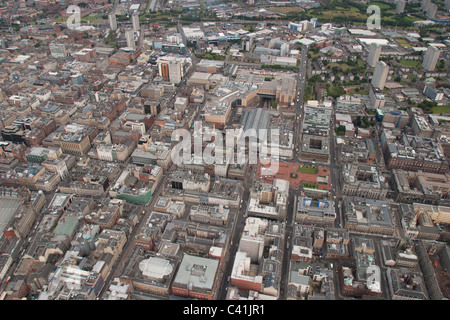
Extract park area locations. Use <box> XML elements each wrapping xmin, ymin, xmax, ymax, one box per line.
<box><xmin>257</xmin><ymin>161</ymin><xmax>330</xmax><ymax>190</ymax></box>
<box><xmin>432</xmin><ymin>105</ymin><xmax>450</xmax><ymax>114</ymax></box>
<box><xmin>399</xmin><ymin>59</ymin><xmax>421</xmax><ymax>67</ymax></box>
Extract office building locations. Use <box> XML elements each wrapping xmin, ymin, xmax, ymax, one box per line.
<box><xmin>343</xmin><ymin>198</ymin><xmax>395</xmax><ymax>236</ymax></box>
<box><xmin>384</xmin><ymin>134</ymin><xmax>448</xmax><ymax>174</ymax></box>
<box><xmin>369</xmin><ymin>87</ymin><xmax>386</xmax><ymax>109</ymax></box>
<box><xmin>158</xmin><ymin>60</ymin><xmax>169</xmax><ymax>78</ymax></box>
<box><xmin>157</xmin><ymin>57</ymin><xmax>184</xmax><ymax>84</ymax></box>
<box><xmin>371</xmin><ymin>61</ymin><xmax>389</xmax><ymax>90</ymax></box>
<box><xmin>74</xmin><ymin>48</ymin><xmax>96</xmax><ymax>62</ymax></box>
<box><xmin>238</xmin><ymin>218</ymin><xmax>267</xmax><ymax>263</ymax></box>
<box><xmin>49</xmin><ymin>43</ymin><xmax>68</xmax><ymax>59</ymax></box>
<box><xmin>414</xmin><ymin>203</ymin><xmax>450</xmax><ymax>225</ymax></box>
<box><xmin>422</xmin><ymin>46</ymin><xmax>440</xmax><ymax>72</ymax></box>
<box><xmin>168</xmin><ymin>60</ymin><xmax>183</xmax><ymax>84</ymax></box>
<box><xmin>171</xmin><ymin>254</ymin><xmax>220</xmax><ymax>300</ymax></box>
<box><xmin>296</xmin><ymin>197</ymin><xmax>336</xmax><ymax>227</ymax></box>
<box><xmin>392</xmin><ymin>170</ymin><xmax>450</xmax><ymax>205</ymax></box>
<box><xmin>161</xmin><ymin>43</ymin><xmax>186</xmax><ymax>55</ymax></box>
<box><xmin>174</xmin><ymin>97</ymin><xmax>188</xmax><ymax>112</ymax></box>
<box><xmin>123</xmin><ymin>250</ymin><xmax>179</xmax><ymax>297</ymax></box>
<box><xmin>367</xmin><ymin>43</ymin><xmax>381</xmax><ymax>68</ymax></box>
<box><xmin>386</xmin><ymin>268</ymin><xmax>428</xmax><ymax>300</ymax></box>
<box><xmin>325</xmin><ymin>228</ymin><xmax>350</xmax><ymax>259</ymax></box>
<box><xmin>342</xmin><ymin>163</ymin><xmax>388</xmax><ymax>200</ymax></box>
<box><xmin>189</xmin><ymin>204</ymin><xmax>230</xmax><ymax>226</ymax></box>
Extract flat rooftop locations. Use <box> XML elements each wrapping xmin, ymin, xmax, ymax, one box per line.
<box><xmin>173</xmin><ymin>254</ymin><xmax>219</xmax><ymax>290</ymax></box>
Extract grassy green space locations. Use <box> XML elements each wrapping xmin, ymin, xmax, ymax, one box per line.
<box><xmin>396</xmin><ymin>39</ymin><xmax>412</xmax><ymax>48</ymax></box>
<box><xmin>302</xmin><ymin>182</ymin><xmax>318</xmax><ymax>189</ymax></box>
<box><xmin>234</xmin><ymin>1</ymin><xmax>247</xmax><ymax>8</ymax></box>
<box><xmin>298</xmin><ymin>166</ymin><xmax>318</xmax><ymax>174</ymax></box>
<box><xmin>310</xmin><ymin>51</ymin><xmax>321</xmax><ymax>59</ymax></box>
<box><xmin>369</xmin><ymin>2</ymin><xmax>395</xmax><ymax>10</ymax></box>
<box><xmin>53</xmin><ymin>16</ymin><xmax>66</xmax><ymax>23</ymax></box>
<box><xmin>397</xmin><ymin>15</ymin><xmax>423</xmax><ymax>24</ymax></box>
<box><xmin>270</xmin><ymin>6</ymin><xmax>304</xmax><ymax>14</ymax></box>
<box><xmin>327</xmin><ymin>85</ymin><xmax>345</xmax><ymax>98</ymax></box>
<box><xmin>141</xmin><ymin>13</ymin><xmax>170</xmax><ymax>20</ymax></box>
<box><xmin>106</xmin><ymin>31</ymin><xmax>118</xmax><ymax>48</ymax></box>
<box><xmin>328</xmin><ymin>60</ymin><xmax>364</xmax><ymax>71</ymax></box>
<box><xmin>431</xmin><ymin>105</ymin><xmax>450</xmax><ymax>114</ymax></box>
<box><xmin>399</xmin><ymin>59</ymin><xmax>421</xmax><ymax>67</ymax></box>
<box><xmin>53</xmin><ymin>15</ymin><xmax>104</xmax><ymax>24</ymax></box>
<box><xmin>261</xmin><ymin>64</ymin><xmax>299</xmax><ymax>71</ymax></box>
<box><xmin>81</xmin><ymin>16</ymin><xmax>104</xmax><ymax>23</ymax></box>
<box><xmin>195</xmin><ymin>53</ymin><xmax>226</xmax><ymax>60</ymax></box>
<box><xmin>311</xmin><ymin>9</ymin><xmax>366</xmax><ymax>21</ymax></box>
<box><xmin>304</xmin><ymin>83</ymin><xmax>314</xmax><ymax>101</ymax></box>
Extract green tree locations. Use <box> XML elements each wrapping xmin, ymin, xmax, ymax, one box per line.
<box><xmin>271</xmin><ymin>100</ymin><xmax>278</xmax><ymax>109</ymax></box>
<box><xmin>417</xmin><ymin>100</ymin><xmax>437</xmax><ymax>113</ymax></box>
<box><xmin>335</xmin><ymin>125</ymin><xmax>346</xmax><ymax>136</ymax></box>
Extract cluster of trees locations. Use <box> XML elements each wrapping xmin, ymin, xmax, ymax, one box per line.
<box><xmin>327</xmin><ymin>84</ymin><xmax>345</xmax><ymax>98</ymax></box>
<box><xmin>106</xmin><ymin>31</ymin><xmax>118</xmax><ymax>48</ymax></box>
<box><xmin>335</xmin><ymin>125</ymin><xmax>346</xmax><ymax>136</ymax></box>
<box><xmin>261</xmin><ymin>64</ymin><xmax>298</xmax><ymax>71</ymax></box>
<box><xmin>304</xmin><ymin>75</ymin><xmax>321</xmax><ymax>100</ymax></box>
<box><xmin>271</xmin><ymin>100</ymin><xmax>278</xmax><ymax>109</ymax></box>
<box><xmin>417</xmin><ymin>100</ymin><xmax>437</xmax><ymax>113</ymax></box>
<box><xmin>437</xmin><ymin>59</ymin><xmax>447</xmax><ymax>72</ymax></box>
<box><xmin>353</xmin><ymin>116</ymin><xmax>375</xmax><ymax>128</ymax></box>
<box><xmin>195</xmin><ymin>52</ymin><xmax>226</xmax><ymax>60</ymax></box>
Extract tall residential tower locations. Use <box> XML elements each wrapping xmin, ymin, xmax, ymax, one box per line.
<box><xmin>422</xmin><ymin>46</ymin><xmax>440</xmax><ymax>71</ymax></box>
<box><xmin>367</xmin><ymin>43</ymin><xmax>382</xmax><ymax>68</ymax></box>
<box><xmin>131</xmin><ymin>12</ymin><xmax>140</xmax><ymax>32</ymax></box>
<box><xmin>108</xmin><ymin>13</ymin><xmax>117</xmax><ymax>31</ymax></box>
<box><xmin>371</xmin><ymin>61</ymin><xmax>389</xmax><ymax>90</ymax></box>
